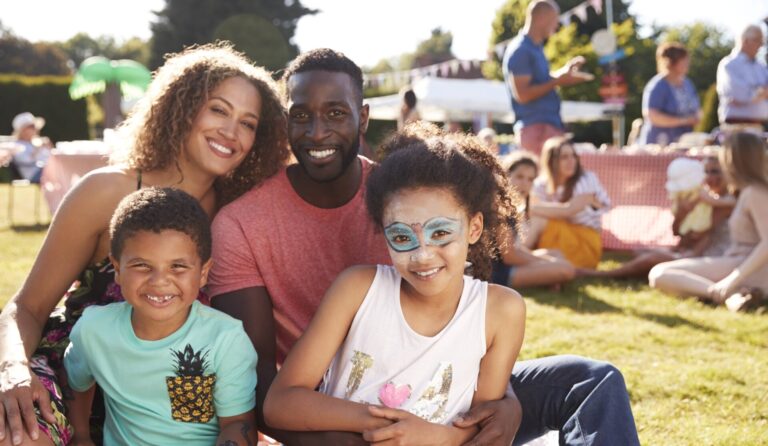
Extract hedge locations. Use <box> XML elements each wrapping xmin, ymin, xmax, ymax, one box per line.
<box><xmin>0</xmin><ymin>75</ymin><xmax>89</xmax><ymax>143</ymax></box>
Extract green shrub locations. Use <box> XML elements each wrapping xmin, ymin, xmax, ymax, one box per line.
<box><xmin>0</xmin><ymin>75</ymin><xmax>88</xmax><ymax>142</ymax></box>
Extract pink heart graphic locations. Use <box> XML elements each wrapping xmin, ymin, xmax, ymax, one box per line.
<box><xmin>378</xmin><ymin>382</ymin><xmax>411</xmax><ymax>408</ymax></box>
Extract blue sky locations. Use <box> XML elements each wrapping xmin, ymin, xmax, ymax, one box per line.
<box><xmin>2</xmin><ymin>0</ymin><xmax>766</xmax><ymax>67</ymax></box>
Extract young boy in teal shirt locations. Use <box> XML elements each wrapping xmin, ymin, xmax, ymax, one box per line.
<box><xmin>63</xmin><ymin>187</ymin><xmax>257</xmax><ymax>445</ymax></box>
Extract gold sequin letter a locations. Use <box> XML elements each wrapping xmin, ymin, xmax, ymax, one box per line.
<box><xmin>345</xmin><ymin>351</ymin><xmax>374</xmax><ymax>400</ymax></box>
<box><xmin>410</xmin><ymin>362</ymin><xmax>452</xmax><ymax>423</ymax></box>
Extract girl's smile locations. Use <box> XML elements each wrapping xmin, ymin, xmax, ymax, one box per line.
<box><xmin>383</xmin><ymin>187</ymin><xmax>482</xmax><ymax>300</ymax></box>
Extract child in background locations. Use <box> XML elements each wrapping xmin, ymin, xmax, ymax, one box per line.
<box><xmin>263</xmin><ymin>123</ymin><xmax>525</xmax><ymax>445</ymax></box>
<box><xmin>492</xmin><ymin>151</ymin><xmax>575</xmax><ymax>288</ymax></box>
<box><xmin>63</xmin><ymin>188</ymin><xmax>257</xmax><ymax>446</ymax></box>
<box><xmin>581</xmin><ymin>156</ymin><xmax>734</xmax><ymax>279</ymax></box>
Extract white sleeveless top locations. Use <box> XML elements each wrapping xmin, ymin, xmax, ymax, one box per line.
<box><xmin>319</xmin><ymin>265</ymin><xmax>488</xmax><ymax>424</ymax></box>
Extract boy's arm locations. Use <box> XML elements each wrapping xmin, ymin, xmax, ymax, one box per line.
<box><xmin>217</xmin><ymin>412</ymin><xmax>257</xmax><ymax>446</ymax></box>
<box><xmin>62</xmin><ymin>319</ymin><xmax>97</xmax><ymax>445</ymax></box>
<box><xmin>65</xmin><ymin>386</ymin><xmax>95</xmax><ymax>446</ymax></box>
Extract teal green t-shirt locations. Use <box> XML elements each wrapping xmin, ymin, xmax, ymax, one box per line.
<box><xmin>64</xmin><ymin>300</ymin><xmax>257</xmax><ymax>445</ymax></box>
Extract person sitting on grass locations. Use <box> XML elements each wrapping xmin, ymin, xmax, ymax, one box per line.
<box><xmin>649</xmin><ymin>132</ymin><xmax>768</xmax><ymax>311</ymax></box>
<box><xmin>582</xmin><ymin>155</ymin><xmax>734</xmax><ymax>280</ymax></box>
<box><xmin>0</xmin><ymin>42</ymin><xmax>288</xmax><ymax>446</ymax></box>
<box><xmin>63</xmin><ymin>187</ymin><xmax>257</xmax><ymax>446</ymax></box>
<box><xmin>492</xmin><ymin>150</ymin><xmax>575</xmax><ymax>288</ymax></box>
<box><xmin>523</xmin><ymin>136</ymin><xmax>611</xmax><ymax>269</ymax></box>
<box><xmin>263</xmin><ymin>123</ymin><xmax>525</xmax><ymax>444</ymax></box>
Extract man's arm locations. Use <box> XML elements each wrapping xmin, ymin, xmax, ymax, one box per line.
<box><xmin>211</xmin><ymin>288</ymin><xmax>368</xmax><ymax>446</ymax></box>
<box><xmin>509</xmin><ymin>56</ymin><xmax>592</xmax><ymax>104</ymax></box>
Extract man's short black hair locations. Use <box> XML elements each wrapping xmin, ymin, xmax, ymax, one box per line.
<box><xmin>110</xmin><ymin>187</ymin><xmax>211</xmax><ymax>262</ymax></box>
<box><xmin>282</xmin><ymin>48</ymin><xmax>364</xmax><ymax>103</ymax></box>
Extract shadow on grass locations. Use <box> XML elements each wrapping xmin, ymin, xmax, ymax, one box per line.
<box><xmin>1</xmin><ymin>223</ymin><xmax>51</xmax><ymax>232</ymax></box>
<box><xmin>521</xmin><ymin>276</ymin><xmax>720</xmax><ymax>333</ymax></box>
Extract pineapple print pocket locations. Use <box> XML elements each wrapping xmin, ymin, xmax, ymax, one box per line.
<box><xmin>166</xmin><ymin>344</ymin><xmax>216</xmax><ymax>423</ymax></box>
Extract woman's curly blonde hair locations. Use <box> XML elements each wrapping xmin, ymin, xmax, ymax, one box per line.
<box><xmin>112</xmin><ymin>42</ymin><xmax>290</xmax><ymax>205</ymax></box>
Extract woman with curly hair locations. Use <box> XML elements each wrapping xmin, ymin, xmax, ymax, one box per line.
<box><xmin>0</xmin><ymin>42</ymin><xmax>289</xmax><ymax>446</ymax></box>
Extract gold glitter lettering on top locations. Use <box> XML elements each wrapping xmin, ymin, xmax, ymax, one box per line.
<box><xmin>411</xmin><ymin>362</ymin><xmax>453</xmax><ymax>423</ymax></box>
<box><xmin>345</xmin><ymin>351</ymin><xmax>374</xmax><ymax>400</ymax></box>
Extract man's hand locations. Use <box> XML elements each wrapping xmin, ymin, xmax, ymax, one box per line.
<box><xmin>556</xmin><ymin>56</ymin><xmax>594</xmax><ymax>86</ymax></box>
<box><xmin>0</xmin><ymin>363</ymin><xmax>56</xmax><ymax>445</ymax></box>
<box><xmin>453</xmin><ymin>397</ymin><xmax>521</xmax><ymax>446</ymax></box>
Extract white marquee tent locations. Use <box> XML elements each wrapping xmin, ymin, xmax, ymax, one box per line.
<box><xmin>365</xmin><ymin>77</ymin><xmax>623</xmax><ymax>124</ymax></box>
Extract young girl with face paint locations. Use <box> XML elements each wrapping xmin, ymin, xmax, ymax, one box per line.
<box><xmin>264</xmin><ymin>123</ymin><xmax>525</xmax><ymax>444</ymax></box>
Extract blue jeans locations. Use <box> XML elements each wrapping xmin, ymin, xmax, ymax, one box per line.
<box><xmin>512</xmin><ymin>355</ymin><xmax>640</xmax><ymax>446</ymax></box>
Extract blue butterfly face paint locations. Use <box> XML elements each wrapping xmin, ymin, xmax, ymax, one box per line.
<box><xmin>383</xmin><ymin>217</ymin><xmax>463</xmax><ymax>253</ymax></box>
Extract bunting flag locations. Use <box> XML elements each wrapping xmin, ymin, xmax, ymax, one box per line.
<box><xmin>363</xmin><ymin>59</ymin><xmax>482</xmax><ymax>89</ymax></box>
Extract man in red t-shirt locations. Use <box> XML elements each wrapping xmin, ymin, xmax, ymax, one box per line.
<box><xmin>209</xmin><ymin>48</ymin><xmax>639</xmax><ymax>446</ymax></box>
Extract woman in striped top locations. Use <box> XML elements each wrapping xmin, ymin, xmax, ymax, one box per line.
<box><xmin>523</xmin><ymin>136</ymin><xmax>611</xmax><ymax>269</ymax></box>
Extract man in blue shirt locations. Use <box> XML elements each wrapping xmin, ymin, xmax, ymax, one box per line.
<box><xmin>717</xmin><ymin>25</ymin><xmax>768</xmax><ymax>126</ymax></box>
<box><xmin>503</xmin><ymin>0</ymin><xmax>593</xmax><ymax>154</ymax></box>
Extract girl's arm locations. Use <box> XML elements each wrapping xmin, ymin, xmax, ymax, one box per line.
<box><xmin>217</xmin><ymin>412</ymin><xmax>258</xmax><ymax>445</ymax></box>
<box><xmin>0</xmin><ymin>169</ymin><xmax>132</xmax><ymax>440</ymax></box>
<box><xmin>474</xmin><ymin>285</ymin><xmax>526</xmax><ymax>405</ymax></box>
<box><xmin>263</xmin><ymin>266</ymin><xmax>391</xmax><ymax>433</ymax></box>
<box><xmin>529</xmin><ymin>193</ymin><xmax>595</xmax><ymax>219</ymax></box>
<box><xmin>699</xmin><ymin>188</ymin><xmax>737</xmax><ymax>207</ymax></box>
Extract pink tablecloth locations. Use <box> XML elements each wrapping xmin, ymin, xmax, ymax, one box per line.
<box><xmin>41</xmin><ymin>152</ymin><xmax>109</xmax><ymax>215</ymax></box>
<box><xmin>580</xmin><ymin>152</ymin><xmax>683</xmax><ymax>250</ymax></box>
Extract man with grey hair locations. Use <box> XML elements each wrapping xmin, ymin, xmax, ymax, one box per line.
<box><xmin>716</xmin><ymin>24</ymin><xmax>768</xmax><ymax>126</ymax></box>
<box><xmin>503</xmin><ymin>0</ymin><xmax>593</xmax><ymax>154</ymax></box>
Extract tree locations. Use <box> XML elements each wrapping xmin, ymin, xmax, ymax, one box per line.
<box><xmin>149</xmin><ymin>0</ymin><xmax>315</xmax><ymax>70</ymax></box>
<box><xmin>411</xmin><ymin>28</ymin><xmax>455</xmax><ymax>68</ymax></box>
<box><xmin>0</xmin><ymin>34</ymin><xmax>70</xmax><ymax>75</ymax></box>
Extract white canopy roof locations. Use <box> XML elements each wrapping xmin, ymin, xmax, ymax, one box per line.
<box><xmin>365</xmin><ymin>77</ymin><xmax>622</xmax><ymax>124</ymax></box>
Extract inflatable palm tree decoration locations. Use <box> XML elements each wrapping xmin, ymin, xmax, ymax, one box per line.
<box><xmin>69</xmin><ymin>57</ymin><xmax>152</xmax><ymax>129</ymax></box>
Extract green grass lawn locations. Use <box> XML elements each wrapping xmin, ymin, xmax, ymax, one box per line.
<box><xmin>1</xmin><ymin>185</ymin><xmax>766</xmax><ymax>445</ymax></box>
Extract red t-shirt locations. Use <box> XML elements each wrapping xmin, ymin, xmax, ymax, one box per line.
<box><xmin>208</xmin><ymin>157</ymin><xmax>390</xmax><ymax>362</ymax></box>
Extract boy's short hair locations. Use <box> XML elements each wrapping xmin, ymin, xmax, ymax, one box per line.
<box><xmin>110</xmin><ymin>187</ymin><xmax>211</xmax><ymax>262</ymax></box>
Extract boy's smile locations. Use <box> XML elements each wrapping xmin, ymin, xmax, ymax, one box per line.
<box><xmin>111</xmin><ymin>230</ymin><xmax>212</xmax><ymax>341</ymax></box>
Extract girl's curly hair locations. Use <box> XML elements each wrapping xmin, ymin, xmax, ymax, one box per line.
<box><xmin>366</xmin><ymin>122</ymin><xmax>521</xmax><ymax>281</ymax></box>
<box><xmin>112</xmin><ymin>42</ymin><xmax>290</xmax><ymax>205</ymax></box>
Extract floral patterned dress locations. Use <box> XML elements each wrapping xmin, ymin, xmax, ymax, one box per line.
<box><xmin>31</xmin><ymin>258</ymin><xmax>122</xmax><ymax>445</ymax></box>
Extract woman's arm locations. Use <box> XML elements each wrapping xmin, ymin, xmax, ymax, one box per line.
<box><xmin>645</xmin><ymin>109</ymin><xmax>698</xmax><ymax>128</ymax></box>
<box><xmin>0</xmin><ymin>169</ymin><xmax>130</xmax><ymax>441</ymax></box>
<box><xmin>529</xmin><ymin>193</ymin><xmax>595</xmax><ymax>219</ymax></box>
<box><xmin>263</xmin><ymin>266</ymin><xmax>391</xmax><ymax>433</ymax></box>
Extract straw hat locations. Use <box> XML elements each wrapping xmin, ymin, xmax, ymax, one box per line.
<box><xmin>665</xmin><ymin>157</ymin><xmax>704</xmax><ymax>192</ymax></box>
